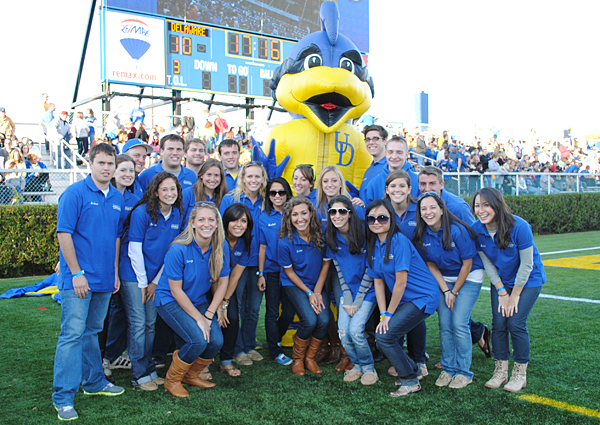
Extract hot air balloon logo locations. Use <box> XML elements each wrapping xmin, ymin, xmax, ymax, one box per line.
<box><xmin>119</xmin><ymin>19</ymin><xmax>151</xmax><ymax>66</ymax></box>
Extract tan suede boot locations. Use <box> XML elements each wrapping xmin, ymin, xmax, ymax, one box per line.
<box><xmin>484</xmin><ymin>360</ymin><xmax>509</xmax><ymax>389</ymax></box>
<box><xmin>503</xmin><ymin>362</ymin><xmax>528</xmax><ymax>392</ymax></box>
<box><xmin>181</xmin><ymin>358</ymin><xmax>216</xmax><ymax>388</ymax></box>
<box><xmin>165</xmin><ymin>350</ymin><xmax>193</xmax><ymax>397</ymax></box>
<box><xmin>305</xmin><ymin>337</ymin><xmax>324</xmax><ymax>374</ymax></box>
<box><xmin>292</xmin><ymin>334</ymin><xmax>310</xmax><ymax>376</ymax></box>
<box><xmin>335</xmin><ymin>345</ymin><xmax>353</xmax><ymax>372</ymax></box>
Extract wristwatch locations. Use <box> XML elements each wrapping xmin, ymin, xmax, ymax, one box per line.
<box><xmin>256</xmin><ymin>270</ymin><xmax>264</xmax><ymax>277</ymax></box>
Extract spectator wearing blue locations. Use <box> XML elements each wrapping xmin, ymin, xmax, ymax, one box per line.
<box><xmin>118</xmin><ymin>172</ymin><xmax>185</xmax><ymax>391</ymax></box>
<box><xmin>471</xmin><ymin>188</ymin><xmax>546</xmax><ymax>393</ymax></box>
<box><xmin>439</xmin><ymin>149</ymin><xmax>458</xmax><ymax>180</ymax></box>
<box><xmin>103</xmin><ymin>155</ymin><xmax>140</xmax><ymax>378</ymax></box>
<box><xmin>216</xmin><ymin>204</ymin><xmax>252</xmax><ymax>377</ymax></box>
<box><xmin>365</xmin><ymin>199</ymin><xmax>438</xmax><ymax>397</ymax></box>
<box><xmin>359</xmin><ymin>125</ymin><xmax>388</xmax><ymax>201</ymax></box>
<box><xmin>137</xmin><ymin>134</ymin><xmax>197</xmax><ymax>193</ymax></box>
<box><xmin>220</xmin><ymin>161</ymin><xmax>268</xmax><ymax>366</ymax></box>
<box><xmin>383</xmin><ymin>170</ymin><xmax>418</xmax><ymax>239</ymax></box>
<box><xmin>412</xmin><ymin>192</ymin><xmax>484</xmax><ymax>390</ymax></box>
<box><xmin>258</xmin><ymin>177</ymin><xmax>295</xmax><ymax>366</ymax></box>
<box><xmin>417</xmin><ymin>165</ymin><xmax>491</xmax><ymax>358</ymax></box>
<box><xmin>155</xmin><ymin>203</ymin><xmax>230</xmax><ymax>397</ymax></box>
<box><xmin>24</xmin><ymin>152</ymin><xmax>48</xmax><ymax>201</ymax></box>
<box><xmin>52</xmin><ymin>143</ymin><xmax>126</xmax><ymax>421</ymax></box>
<box><xmin>292</xmin><ymin>164</ymin><xmax>317</xmax><ymax>204</ymax></box>
<box><xmin>218</xmin><ymin>139</ymin><xmax>241</xmax><ymax>192</ymax></box>
<box><xmin>362</xmin><ymin>136</ymin><xmax>419</xmax><ymax>206</ymax></box>
<box><xmin>279</xmin><ymin>196</ymin><xmax>331</xmax><ymax>375</ymax></box>
<box><xmin>325</xmin><ymin>195</ymin><xmax>377</xmax><ymax>385</ymax></box>
<box><xmin>122</xmin><ymin>138</ymin><xmax>153</xmax><ymax>198</ymax></box>
<box><xmin>130</xmin><ymin>99</ymin><xmax>145</xmax><ymax>125</ymax></box>
<box><xmin>182</xmin><ymin>158</ymin><xmax>227</xmax><ymax>218</ymax></box>
<box><xmin>85</xmin><ymin>108</ymin><xmax>97</xmax><ymax>149</ymax></box>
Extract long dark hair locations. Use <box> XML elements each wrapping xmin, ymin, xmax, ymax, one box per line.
<box><xmin>125</xmin><ymin>172</ymin><xmax>184</xmax><ymax>229</ymax></box>
<box><xmin>325</xmin><ymin>195</ymin><xmax>365</xmax><ymax>255</ymax></box>
<box><xmin>471</xmin><ymin>187</ymin><xmax>515</xmax><ymax>250</ymax></box>
<box><xmin>193</xmin><ymin>158</ymin><xmax>227</xmax><ymax>207</ymax></box>
<box><xmin>279</xmin><ymin>196</ymin><xmax>324</xmax><ymax>252</ymax></box>
<box><xmin>111</xmin><ymin>154</ymin><xmax>135</xmax><ymax>193</ymax></box>
<box><xmin>413</xmin><ymin>191</ymin><xmax>477</xmax><ymax>254</ymax></box>
<box><xmin>365</xmin><ymin>199</ymin><xmax>401</xmax><ymax>267</ymax></box>
<box><xmin>222</xmin><ymin>203</ymin><xmax>253</xmax><ymax>254</ymax></box>
<box><xmin>265</xmin><ymin>177</ymin><xmax>293</xmax><ymax>215</ymax></box>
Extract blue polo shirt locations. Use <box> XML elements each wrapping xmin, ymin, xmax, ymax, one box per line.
<box><xmin>440</xmin><ymin>189</ymin><xmax>475</xmax><ymax>225</ymax></box>
<box><xmin>362</xmin><ymin>163</ymin><xmax>420</xmax><ymax>206</ymax></box>
<box><xmin>396</xmin><ymin>201</ymin><xmax>418</xmax><ymax>240</ymax></box>
<box><xmin>259</xmin><ymin>209</ymin><xmax>283</xmax><ymax>273</ymax></box>
<box><xmin>306</xmin><ymin>189</ymin><xmax>317</xmax><ymax>205</ymax></box>
<box><xmin>119</xmin><ymin>205</ymin><xmax>184</xmax><ymax>283</ymax></box>
<box><xmin>279</xmin><ymin>231</ymin><xmax>330</xmax><ymax>290</ymax></box>
<box><xmin>324</xmin><ymin>231</ymin><xmax>375</xmax><ymax>303</ymax></box>
<box><xmin>117</xmin><ymin>190</ymin><xmax>141</xmax><ymax>274</ymax></box>
<box><xmin>133</xmin><ymin>179</ymin><xmax>144</xmax><ymax>198</ymax></box>
<box><xmin>137</xmin><ymin>161</ymin><xmax>197</xmax><ymax>193</ymax></box>
<box><xmin>471</xmin><ymin>216</ymin><xmax>546</xmax><ymax>288</ymax></box>
<box><xmin>230</xmin><ymin>237</ymin><xmax>250</xmax><ymax>269</ymax></box>
<box><xmin>224</xmin><ymin>168</ymin><xmax>240</xmax><ymax>192</ymax></box>
<box><xmin>56</xmin><ymin>175</ymin><xmax>125</xmax><ymax>292</ymax></box>
<box><xmin>182</xmin><ymin>186</ymin><xmax>215</xmax><ymax>221</ymax></box>
<box><xmin>220</xmin><ymin>192</ymin><xmax>262</xmax><ymax>266</ymax></box>
<box><xmin>359</xmin><ymin>157</ymin><xmax>387</xmax><ymax>201</ymax></box>
<box><xmin>366</xmin><ymin>232</ymin><xmax>438</xmax><ymax>315</ymax></box>
<box><xmin>156</xmin><ymin>241</ymin><xmax>231</xmax><ymax>306</ymax></box>
<box><xmin>418</xmin><ymin>222</ymin><xmax>483</xmax><ymax>277</ymax></box>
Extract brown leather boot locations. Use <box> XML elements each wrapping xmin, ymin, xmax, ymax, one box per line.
<box><xmin>182</xmin><ymin>358</ymin><xmax>216</xmax><ymax>388</ymax></box>
<box><xmin>305</xmin><ymin>337</ymin><xmax>324</xmax><ymax>374</ymax></box>
<box><xmin>335</xmin><ymin>345</ymin><xmax>353</xmax><ymax>372</ymax></box>
<box><xmin>292</xmin><ymin>334</ymin><xmax>310</xmax><ymax>375</ymax></box>
<box><xmin>165</xmin><ymin>350</ymin><xmax>192</xmax><ymax>397</ymax></box>
<box><xmin>326</xmin><ymin>322</ymin><xmax>341</xmax><ymax>364</ymax></box>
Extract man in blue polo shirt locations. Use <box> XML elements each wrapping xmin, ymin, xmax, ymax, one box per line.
<box><xmin>417</xmin><ymin>165</ymin><xmax>491</xmax><ymax>358</ymax></box>
<box><xmin>359</xmin><ymin>125</ymin><xmax>388</xmax><ymax>201</ymax></box>
<box><xmin>52</xmin><ymin>143</ymin><xmax>126</xmax><ymax>421</ymax></box>
<box><xmin>122</xmin><ymin>138</ymin><xmax>153</xmax><ymax>197</ymax></box>
<box><xmin>137</xmin><ymin>134</ymin><xmax>197</xmax><ymax>193</ymax></box>
<box><xmin>218</xmin><ymin>139</ymin><xmax>241</xmax><ymax>192</ymax></box>
<box><xmin>362</xmin><ymin>136</ymin><xmax>419</xmax><ymax>206</ymax></box>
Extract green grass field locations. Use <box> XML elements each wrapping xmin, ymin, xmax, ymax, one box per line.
<box><xmin>2</xmin><ymin>231</ymin><xmax>600</xmax><ymax>424</ymax></box>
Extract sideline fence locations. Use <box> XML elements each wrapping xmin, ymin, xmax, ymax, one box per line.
<box><xmin>0</xmin><ymin>169</ymin><xmax>89</xmax><ymax>205</ymax></box>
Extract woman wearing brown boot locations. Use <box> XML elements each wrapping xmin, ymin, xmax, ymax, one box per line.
<box><xmin>279</xmin><ymin>197</ymin><xmax>331</xmax><ymax>375</ymax></box>
<box><xmin>154</xmin><ymin>203</ymin><xmax>230</xmax><ymax>397</ymax></box>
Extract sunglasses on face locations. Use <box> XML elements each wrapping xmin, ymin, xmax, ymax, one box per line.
<box><xmin>365</xmin><ymin>136</ymin><xmax>382</xmax><ymax>142</ymax></box>
<box><xmin>328</xmin><ymin>207</ymin><xmax>350</xmax><ymax>216</ymax></box>
<box><xmin>268</xmin><ymin>190</ymin><xmax>287</xmax><ymax>197</ymax></box>
<box><xmin>366</xmin><ymin>214</ymin><xmax>390</xmax><ymax>225</ymax></box>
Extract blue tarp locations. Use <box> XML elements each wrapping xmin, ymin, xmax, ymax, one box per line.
<box><xmin>0</xmin><ymin>274</ymin><xmax>61</xmax><ymax>304</ymax></box>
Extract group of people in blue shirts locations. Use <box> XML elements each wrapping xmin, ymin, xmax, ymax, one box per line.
<box><xmin>51</xmin><ymin>128</ymin><xmax>546</xmax><ymax>420</ymax></box>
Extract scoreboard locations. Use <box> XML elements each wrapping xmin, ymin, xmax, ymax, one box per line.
<box><xmin>165</xmin><ymin>20</ymin><xmax>295</xmax><ymax>98</ymax></box>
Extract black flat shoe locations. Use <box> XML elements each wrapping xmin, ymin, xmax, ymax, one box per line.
<box><xmin>479</xmin><ymin>325</ymin><xmax>491</xmax><ymax>358</ymax></box>
<box><xmin>373</xmin><ymin>348</ymin><xmax>386</xmax><ymax>363</ymax></box>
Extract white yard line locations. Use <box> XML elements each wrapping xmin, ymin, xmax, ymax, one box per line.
<box><xmin>539</xmin><ymin>246</ymin><xmax>600</xmax><ymax>256</ymax></box>
<box><xmin>481</xmin><ymin>287</ymin><xmax>600</xmax><ymax>304</ymax></box>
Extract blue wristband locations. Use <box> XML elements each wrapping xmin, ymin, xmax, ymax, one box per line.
<box><xmin>73</xmin><ymin>270</ymin><xmax>85</xmax><ymax>278</ymax></box>
<box><xmin>383</xmin><ymin>311</ymin><xmax>393</xmax><ymax>318</ymax></box>
<box><xmin>306</xmin><ymin>290</ymin><xmax>313</xmax><ymax>296</ymax></box>
<box><xmin>496</xmin><ymin>286</ymin><xmax>505</xmax><ymax>293</ymax></box>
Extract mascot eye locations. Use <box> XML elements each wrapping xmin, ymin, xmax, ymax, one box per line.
<box><xmin>339</xmin><ymin>58</ymin><xmax>354</xmax><ymax>73</ymax></box>
<box><xmin>304</xmin><ymin>54</ymin><xmax>322</xmax><ymax>70</ymax></box>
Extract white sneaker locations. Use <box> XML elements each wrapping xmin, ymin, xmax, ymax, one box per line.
<box><xmin>110</xmin><ymin>352</ymin><xmax>132</xmax><ymax>369</ymax></box>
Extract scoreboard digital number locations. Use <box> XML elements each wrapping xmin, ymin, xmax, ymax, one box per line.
<box><xmin>166</xmin><ymin>20</ymin><xmax>295</xmax><ymax>99</ymax></box>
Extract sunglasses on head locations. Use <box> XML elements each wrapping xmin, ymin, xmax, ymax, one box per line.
<box><xmin>328</xmin><ymin>207</ymin><xmax>350</xmax><ymax>216</ymax></box>
<box><xmin>366</xmin><ymin>214</ymin><xmax>390</xmax><ymax>225</ymax></box>
<box><xmin>268</xmin><ymin>190</ymin><xmax>287</xmax><ymax>197</ymax></box>
<box><xmin>246</xmin><ymin>160</ymin><xmax>263</xmax><ymax>167</ymax></box>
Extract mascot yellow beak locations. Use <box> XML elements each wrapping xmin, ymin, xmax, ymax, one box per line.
<box><xmin>276</xmin><ymin>67</ymin><xmax>372</xmax><ymax>134</ymax></box>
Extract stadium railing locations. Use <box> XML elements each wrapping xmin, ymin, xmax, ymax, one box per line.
<box><xmin>0</xmin><ymin>169</ymin><xmax>89</xmax><ymax>205</ymax></box>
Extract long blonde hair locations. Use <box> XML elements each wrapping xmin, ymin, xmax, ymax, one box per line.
<box><xmin>171</xmin><ymin>203</ymin><xmax>225</xmax><ymax>284</ymax></box>
<box><xmin>232</xmin><ymin>162</ymin><xmax>268</xmax><ymax>211</ymax></box>
<box><xmin>316</xmin><ymin>165</ymin><xmax>351</xmax><ymax>215</ymax></box>
<box><xmin>193</xmin><ymin>158</ymin><xmax>227</xmax><ymax>208</ymax></box>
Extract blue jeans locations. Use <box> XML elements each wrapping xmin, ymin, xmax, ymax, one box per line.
<box><xmin>264</xmin><ymin>271</ymin><xmax>295</xmax><ymax>359</ymax></box>
<box><xmin>338</xmin><ymin>299</ymin><xmax>375</xmax><ymax>373</ymax></box>
<box><xmin>157</xmin><ymin>301</ymin><xmax>223</xmax><ymax>364</ymax></box>
<box><xmin>438</xmin><ymin>279</ymin><xmax>482</xmax><ymax>379</ymax></box>
<box><xmin>376</xmin><ymin>302</ymin><xmax>430</xmax><ymax>386</ymax></box>
<box><xmin>104</xmin><ymin>291</ymin><xmax>128</xmax><ymax>362</ymax></box>
<box><xmin>234</xmin><ymin>266</ymin><xmax>264</xmax><ymax>354</ymax></box>
<box><xmin>283</xmin><ymin>286</ymin><xmax>330</xmax><ymax>340</ymax></box>
<box><xmin>490</xmin><ymin>285</ymin><xmax>541</xmax><ymax>363</ymax></box>
<box><xmin>120</xmin><ymin>280</ymin><xmax>157</xmax><ymax>384</ymax></box>
<box><xmin>52</xmin><ymin>290</ymin><xmax>112</xmax><ymax>407</ymax></box>
<box><xmin>219</xmin><ymin>288</ymin><xmax>239</xmax><ymax>365</ymax></box>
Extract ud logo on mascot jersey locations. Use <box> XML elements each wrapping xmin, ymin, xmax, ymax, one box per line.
<box><xmin>267</xmin><ymin>1</ymin><xmax>375</xmax><ymax>187</ymax></box>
